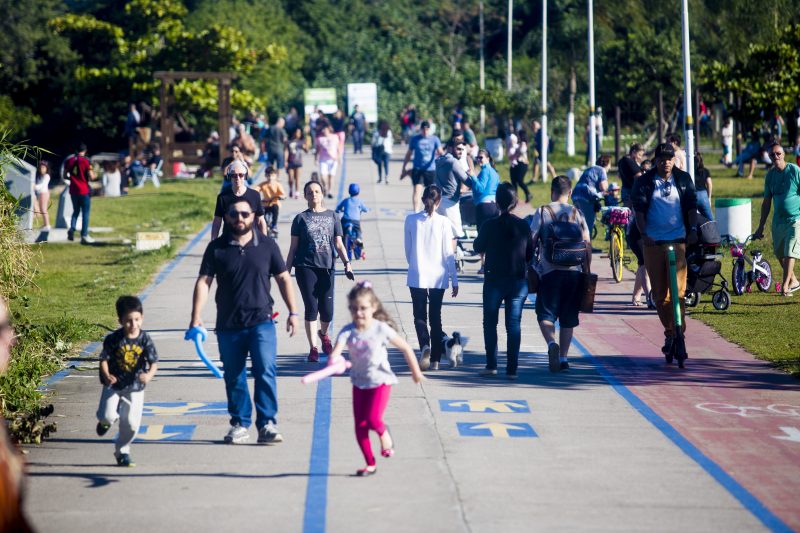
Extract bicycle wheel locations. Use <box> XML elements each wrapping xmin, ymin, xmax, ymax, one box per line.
<box><xmin>610</xmin><ymin>228</ymin><xmax>623</xmax><ymax>283</ymax></box>
<box><xmin>731</xmin><ymin>260</ymin><xmax>746</xmax><ymax>296</ymax></box>
<box><xmin>755</xmin><ymin>260</ymin><xmax>772</xmax><ymax>292</ymax></box>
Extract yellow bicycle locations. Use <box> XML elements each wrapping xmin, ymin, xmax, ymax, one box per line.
<box><xmin>601</xmin><ymin>207</ymin><xmax>632</xmax><ymax>283</ymax></box>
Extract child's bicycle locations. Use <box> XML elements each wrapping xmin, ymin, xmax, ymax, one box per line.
<box><xmin>727</xmin><ymin>234</ymin><xmax>772</xmax><ymax>295</ymax></box>
<box><xmin>343</xmin><ymin>221</ymin><xmax>365</xmax><ymax>261</ymax></box>
<box><xmin>600</xmin><ymin>206</ymin><xmax>632</xmax><ymax>283</ymax></box>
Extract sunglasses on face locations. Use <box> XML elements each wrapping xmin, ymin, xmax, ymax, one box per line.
<box><xmin>770</xmin><ymin>151</ymin><xmax>784</xmax><ymax>158</ymax></box>
<box><xmin>228</xmin><ymin>210</ymin><xmax>253</xmax><ymax>219</ymax></box>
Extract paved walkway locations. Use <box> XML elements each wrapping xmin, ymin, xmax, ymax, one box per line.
<box><xmin>23</xmin><ymin>152</ymin><xmax>799</xmax><ymax>532</ymax></box>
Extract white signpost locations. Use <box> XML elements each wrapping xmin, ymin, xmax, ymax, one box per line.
<box><xmin>346</xmin><ymin>83</ymin><xmax>378</xmax><ymax>123</ymax></box>
<box><xmin>303</xmin><ymin>88</ymin><xmax>338</xmax><ymax>117</ymax></box>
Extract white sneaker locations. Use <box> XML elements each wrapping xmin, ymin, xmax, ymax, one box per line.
<box><xmin>224</xmin><ymin>424</ymin><xmax>249</xmax><ymax>444</ymax></box>
<box><xmin>257</xmin><ymin>421</ymin><xmax>283</xmax><ymax>444</ymax></box>
<box><xmin>479</xmin><ymin>368</ymin><xmax>497</xmax><ymax>376</ymax></box>
<box><xmin>80</xmin><ymin>235</ymin><xmax>96</xmax><ymax>245</ymax></box>
<box><xmin>430</xmin><ymin>361</ymin><xmax>439</xmax><ymax>370</ymax></box>
<box><xmin>419</xmin><ymin>345</ymin><xmax>431</xmax><ymax>371</ymax></box>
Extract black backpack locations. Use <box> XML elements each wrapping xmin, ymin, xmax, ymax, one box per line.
<box><xmin>539</xmin><ymin>205</ymin><xmax>586</xmax><ymax>266</ymax></box>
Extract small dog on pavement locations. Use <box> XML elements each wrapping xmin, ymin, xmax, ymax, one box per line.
<box><xmin>444</xmin><ymin>331</ymin><xmax>467</xmax><ymax>368</ymax></box>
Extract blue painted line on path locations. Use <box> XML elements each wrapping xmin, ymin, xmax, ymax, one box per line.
<box><xmin>45</xmin><ymin>223</ymin><xmax>212</xmax><ymax>388</ymax></box>
<box><xmin>302</xmin><ymin>152</ymin><xmax>348</xmax><ymax>533</ymax></box>
<box><xmin>571</xmin><ymin>336</ymin><xmax>793</xmax><ymax>533</ymax></box>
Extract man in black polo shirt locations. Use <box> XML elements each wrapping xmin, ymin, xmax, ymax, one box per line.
<box><xmin>191</xmin><ymin>198</ymin><xmax>299</xmax><ymax>445</ymax></box>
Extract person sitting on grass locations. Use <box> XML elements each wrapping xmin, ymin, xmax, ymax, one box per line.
<box><xmin>96</xmin><ymin>296</ymin><xmax>159</xmax><ymax>467</ymax></box>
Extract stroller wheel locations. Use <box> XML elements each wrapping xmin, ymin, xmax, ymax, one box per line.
<box><xmin>685</xmin><ymin>291</ymin><xmax>699</xmax><ymax>307</ymax></box>
<box><xmin>712</xmin><ymin>290</ymin><xmax>730</xmax><ymax>311</ymax></box>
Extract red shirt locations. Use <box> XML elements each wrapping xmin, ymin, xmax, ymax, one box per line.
<box><xmin>66</xmin><ymin>155</ymin><xmax>92</xmax><ymax>195</ymax></box>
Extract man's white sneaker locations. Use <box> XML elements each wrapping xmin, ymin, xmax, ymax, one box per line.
<box><xmin>224</xmin><ymin>424</ymin><xmax>249</xmax><ymax>444</ymax></box>
<box><xmin>80</xmin><ymin>235</ymin><xmax>96</xmax><ymax>245</ymax></box>
<box><xmin>257</xmin><ymin>422</ymin><xmax>283</xmax><ymax>444</ymax></box>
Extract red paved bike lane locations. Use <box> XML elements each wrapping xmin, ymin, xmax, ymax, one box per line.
<box><xmin>573</xmin><ymin>263</ymin><xmax>800</xmax><ymax>532</ymax></box>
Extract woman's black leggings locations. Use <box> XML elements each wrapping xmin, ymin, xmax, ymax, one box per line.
<box><xmin>295</xmin><ymin>266</ymin><xmax>335</xmax><ymax>322</ymax></box>
<box><xmin>409</xmin><ymin>287</ymin><xmax>445</xmax><ymax>362</ymax></box>
<box><xmin>509</xmin><ymin>163</ymin><xmax>531</xmax><ymax>199</ymax></box>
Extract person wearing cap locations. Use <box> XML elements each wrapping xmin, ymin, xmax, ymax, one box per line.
<box><xmin>631</xmin><ymin>143</ymin><xmax>698</xmax><ymax>355</ymax></box>
<box><xmin>401</xmin><ymin>120</ymin><xmax>444</xmax><ymax>212</ymax></box>
<box><xmin>754</xmin><ymin>140</ymin><xmax>800</xmax><ymax>295</ymax></box>
<box><xmin>336</xmin><ymin>183</ymin><xmax>370</xmax><ymax>247</ymax></box>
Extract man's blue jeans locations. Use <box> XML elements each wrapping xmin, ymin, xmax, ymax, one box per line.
<box><xmin>70</xmin><ymin>194</ymin><xmax>91</xmax><ymax>238</ymax></box>
<box><xmin>483</xmin><ymin>277</ymin><xmax>528</xmax><ymax>375</ymax></box>
<box><xmin>216</xmin><ymin>320</ymin><xmax>278</xmax><ymax>429</ymax></box>
<box><xmin>573</xmin><ymin>198</ymin><xmax>597</xmax><ymax>238</ymax></box>
<box><xmin>696</xmin><ymin>190</ymin><xmax>713</xmax><ymax>221</ymax></box>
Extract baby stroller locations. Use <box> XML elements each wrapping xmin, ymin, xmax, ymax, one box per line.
<box><xmin>684</xmin><ymin>216</ymin><xmax>731</xmax><ymax>311</ymax></box>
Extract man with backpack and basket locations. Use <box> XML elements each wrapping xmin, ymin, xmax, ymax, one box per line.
<box><xmin>529</xmin><ymin>175</ymin><xmax>593</xmax><ymax>373</ymax></box>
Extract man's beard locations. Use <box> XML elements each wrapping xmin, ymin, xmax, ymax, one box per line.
<box><xmin>230</xmin><ymin>221</ymin><xmax>253</xmax><ymax>236</ymax></box>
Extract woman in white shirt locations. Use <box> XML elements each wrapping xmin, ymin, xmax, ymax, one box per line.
<box><xmin>102</xmin><ymin>160</ymin><xmax>122</xmax><ymax>197</ymax></box>
<box><xmin>34</xmin><ymin>161</ymin><xmax>51</xmax><ymax>231</ymax></box>
<box><xmin>404</xmin><ymin>185</ymin><xmax>458</xmax><ymax>371</ymax></box>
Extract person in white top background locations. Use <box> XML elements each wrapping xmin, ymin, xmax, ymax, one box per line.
<box><xmin>34</xmin><ymin>160</ymin><xmax>51</xmax><ymax>235</ymax></box>
<box><xmin>403</xmin><ymin>184</ymin><xmax>458</xmax><ymax>371</ymax></box>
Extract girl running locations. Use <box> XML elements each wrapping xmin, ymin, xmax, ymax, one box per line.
<box><xmin>286</xmin><ymin>181</ymin><xmax>354</xmax><ymax>362</ymax></box>
<box><xmin>328</xmin><ymin>281</ymin><xmax>424</xmax><ymax>476</ymax></box>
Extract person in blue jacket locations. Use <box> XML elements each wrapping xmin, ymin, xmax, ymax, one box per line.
<box><xmin>336</xmin><ymin>183</ymin><xmax>370</xmax><ymax>245</ymax></box>
<box><xmin>467</xmin><ymin>148</ymin><xmax>500</xmax><ymax>274</ymax></box>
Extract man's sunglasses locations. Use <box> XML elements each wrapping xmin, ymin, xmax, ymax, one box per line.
<box><xmin>231</xmin><ymin>173</ymin><xmax>247</xmax><ymax>179</ymax></box>
<box><xmin>770</xmin><ymin>151</ymin><xmax>784</xmax><ymax>158</ymax></box>
<box><xmin>227</xmin><ymin>210</ymin><xmax>253</xmax><ymax>219</ymax></box>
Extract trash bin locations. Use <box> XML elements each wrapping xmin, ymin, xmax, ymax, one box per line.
<box><xmin>715</xmin><ymin>198</ymin><xmax>751</xmax><ymax>243</ymax></box>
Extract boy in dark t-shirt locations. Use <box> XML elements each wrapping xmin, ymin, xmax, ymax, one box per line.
<box><xmin>96</xmin><ymin>296</ymin><xmax>158</xmax><ymax>467</ymax></box>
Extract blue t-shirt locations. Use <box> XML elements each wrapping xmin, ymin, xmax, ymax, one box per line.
<box><xmin>572</xmin><ymin>165</ymin><xmax>607</xmax><ymax>203</ymax></box>
<box><xmin>336</xmin><ymin>197</ymin><xmax>369</xmax><ymax>222</ymax></box>
<box><xmin>409</xmin><ymin>134</ymin><xmax>442</xmax><ymax>171</ymax></box>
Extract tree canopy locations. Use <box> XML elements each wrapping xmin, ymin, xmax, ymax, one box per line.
<box><xmin>1</xmin><ymin>0</ymin><xmax>799</xmax><ymax>155</ymax></box>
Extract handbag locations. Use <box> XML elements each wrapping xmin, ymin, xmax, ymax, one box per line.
<box><xmin>579</xmin><ymin>246</ymin><xmax>598</xmax><ymax>313</ymax></box>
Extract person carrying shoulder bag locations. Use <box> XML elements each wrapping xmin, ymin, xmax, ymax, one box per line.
<box><xmin>529</xmin><ymin>176</ymin><xmax>592</xmax><ymax>373</ymax></box>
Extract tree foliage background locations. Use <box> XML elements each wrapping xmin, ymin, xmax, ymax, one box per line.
<box><xmin>1</xmin><ymin>0</ymin><xmax>799</xmax><ymax>158</ymax></box>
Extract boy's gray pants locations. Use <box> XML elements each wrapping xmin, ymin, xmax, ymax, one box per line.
<box><xmin>97</xmin><ymin>385</ymin><xmax>144</xmax><ymax>455</ymax></box>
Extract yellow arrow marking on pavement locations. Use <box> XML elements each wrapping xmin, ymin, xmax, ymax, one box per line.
<box><xmin>142</xmin><ymin>402</ymin><xmax>208</xmax><ymax>416</ymax></box>
<box><xmin>449</xmin><ymin>400</ymin><xmax>528</xmax><ymax>413</ymax></box>
<box><xmin>136</xmin><ymin>425</ymin><xmax>185</xmax><ymax>440</ymax></box>
<box><xmin>469</xmin><ymin>422</ymin><xmax>530</xmax><ymax>438</ymax></box>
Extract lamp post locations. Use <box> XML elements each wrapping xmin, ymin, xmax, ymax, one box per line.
<box><xmin>681</xmin><ymin>0</ymin><xmax>695</xmax><ymax>182</ymax></box>
<box><xmin>480</xmin><ymin>0</ymin><xmax>485</xmax><ymax>132</ymax></box>
<box><xmin>541</xmin><ymin>0</ymin><xmax>549</xmax><ymax>182</ymax></box>
<box><xmin>588</xmin><ymin>0</ymin><xmax>597</xmax><ymax>165</ymax></box>
<box><xmin>507</xmin><ymin>0</ymin><xmax>513</xmax><ymax>91</ymax></box>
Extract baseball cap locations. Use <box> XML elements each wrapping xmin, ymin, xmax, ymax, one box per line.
<box><xmin>654</xmin><ymin>143</ymin><xmax>675</xmax><ymax>160</ymax></box>
<box><xmin>421</xmin><ymin>120</ymin><xmax>431</xmax><ymax>129</ymax></box>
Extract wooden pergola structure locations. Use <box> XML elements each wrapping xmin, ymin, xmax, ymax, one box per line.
<box><xmin>154</xmin><ymin>71</ymin><xmax>236</xmax><ymax>176</ymax></box>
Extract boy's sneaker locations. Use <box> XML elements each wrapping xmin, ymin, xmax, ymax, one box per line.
<box><xmin>419</xmin><ymin>345</ymin><xmax>431</xmax><ymax>371</ymax></box>
<box><xmin>257</xmin><ymin>422</ymin><xmax>284</xmax><ymax>444</ymax></box>
<box><xmin>318</xmin><ymin>330</ymin><xmax>333</xmax><ymax>355</ymax></box>
<box><xmin>115</xmin><ymin>453</ymin><xmax>135</xmax><ymax>467</ymax></box>
<box><xmin>307</xmin><ymin>346</ymin><xmax>320</xmax><ymax>363</ymax></box>
<box><xmin>96</xmin><ymin>422</ymin><xmax>111</xmax><ymax>436</ymax></box>
<box><xmin>560</xmin><ymin>361</ymin><xmax>571</xmax><ymax>372</ymax></box>
<box><xmin>223</xmin><ymin>424</ymin><xmax>250</xmax><ymax>444</ymax></box>
<box><xmin>548</xmin><ymin>342</ymin><xmax>561</xmax><ymax>373</ymax></box>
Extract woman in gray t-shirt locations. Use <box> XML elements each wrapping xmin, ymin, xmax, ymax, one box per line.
<box><xmin>286</xmin><ymin>181</ymin><xmax>354</xmax><ymax>363</ymax></box>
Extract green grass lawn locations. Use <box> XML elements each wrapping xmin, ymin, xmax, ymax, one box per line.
<box><xmin>23</xmin><ymin>179</ymin><xmax>220</xmax><ymax>329</ymax></box>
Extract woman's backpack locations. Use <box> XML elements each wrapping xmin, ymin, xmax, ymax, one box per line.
<box><xmin>540</xmin><ymin>205</ymin><xmax>586</xmax><ymax>267</ymax></box>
